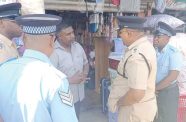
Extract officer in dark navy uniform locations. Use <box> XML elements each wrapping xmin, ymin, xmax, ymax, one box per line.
<box><xmin>153</xmin><ymin>22</ymin><xmax>183</xmax><ymax>122</ymax></box>
<box><xmin>108</xmin><ymin>16</ymin><xmax>157</xmax><ymax>122</ymax></box>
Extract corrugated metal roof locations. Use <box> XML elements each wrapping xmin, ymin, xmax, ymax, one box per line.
<box><xmin>44</xmin><ymin>0</ymin><xmax>154</xmax><ymax>12</ymax></box>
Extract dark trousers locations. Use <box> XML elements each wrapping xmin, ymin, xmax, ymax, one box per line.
<box><xmin>154</xmin><ymin>84</ymin><xmax>179</xmax><ymax>122</ymax></box>
<box><xmin>74</xmin><ymin>101</ymin><xmax>81</xmax><ymax>120</ymax></box>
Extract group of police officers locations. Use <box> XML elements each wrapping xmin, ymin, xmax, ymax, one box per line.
<box><xmin>0</xmin><ymin>2</ymin><xmax>183</xmax><ymax>122</ymax></box>
<box><xmin>108</xmin><ymin>16</ymin><xmax>182</xmax><ymax>122</ymax></box>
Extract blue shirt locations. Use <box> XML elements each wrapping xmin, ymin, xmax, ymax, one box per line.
<box><xmin>156</xmin><ymin>44</ymin><xmax>183</xmax><ymax>84</ymax></box>
<box><xmin>0</xmin><ymin>49</ymin><xmax>78</xmax><ymax>122</ymax></box>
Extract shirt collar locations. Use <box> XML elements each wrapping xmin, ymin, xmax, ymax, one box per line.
<box><xmin>23</xmin><ymin>49</ymin><xmax>51</xmax><ymax>64</ymax></box>
<box><xmin>127</xmin><ymin>36</ymin><xmax>147</xmax><ymax>50</ymax></box>
<box><xmin>158</xmin><ymin>44</ymin><xmax>170</xmax><ymax>54</ymax></box>
<box><xmin>54</xmin><ymin>40</ymin><xmax>76</xmax><ymax>50</ymax></box>
<box><xmin>55</xmin><ymin>40</ymin><xmax>65</xmax><ymax>50</ymax></box>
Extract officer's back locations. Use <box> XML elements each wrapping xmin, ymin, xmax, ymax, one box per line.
<box><xmin>0</xmin><ymin>14</ymin><xmax>78</xmax><ymax>122</ymax></box>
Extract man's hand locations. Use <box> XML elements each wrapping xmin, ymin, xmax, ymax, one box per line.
<box><xmin>68</xmin><ymin>71</ymin><xmax>84</xmax><ymax>84</ymax></box>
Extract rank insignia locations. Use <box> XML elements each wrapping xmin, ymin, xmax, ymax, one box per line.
<box><xmin>58</xmin><ymin>90</ymin><xmax>73</xmax><ymax>107</ymax></box>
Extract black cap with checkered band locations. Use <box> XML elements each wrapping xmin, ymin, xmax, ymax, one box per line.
<box><xmin>15</xmin><ymin>14</ymin><xmax>62</xmax><ymax>35</ymax></box>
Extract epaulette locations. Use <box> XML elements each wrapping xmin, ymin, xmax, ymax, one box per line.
<box><xmin>117</xmin><ymin>47</ymin><xmax>151</xmax><ymax>79</ymax></box>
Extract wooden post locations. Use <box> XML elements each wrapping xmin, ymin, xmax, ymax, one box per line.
<box><xmin>94</xmin><ymin>36</ymin><xmax>111</xmax><ymax>93</ymax></box>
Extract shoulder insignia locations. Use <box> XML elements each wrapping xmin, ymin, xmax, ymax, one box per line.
<box><xmin>58</xmin><ymin>89</ymin><xmax>73</xmax><ymax>107</ymax></box>
<box><xmin>131</xmin><ymin>48</ymin><xmax>140</xmax><ymax>56</ymax></box>
<box><xmin>133</xmin><ymin>48</ymin><xmax>137</xmax><ymax>53</ymax></box>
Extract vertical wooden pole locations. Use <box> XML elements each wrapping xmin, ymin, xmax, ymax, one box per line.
<box><xmin>94</xmin><ymin>36</ymin><xmax>111</xmax><ymax>93</ymax></box>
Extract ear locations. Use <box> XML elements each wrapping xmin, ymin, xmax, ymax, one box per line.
<box><xmin>22</xmin><ymin>33</ymin><xmax>26</xmax><ymax>41</ymax></box>
<box><xmin>0</xmin><ymin>20</ymin><xmax>5</xmax><ymax>28</ymax></box>
<box><xmin>127</xmin><ymin>30</ymin><xmax>132</xmax><ymax>36</ymax></box>
<box><xmin>49</xmin><ymin>35</ymin><xmax>55</xmax><ymax>47</ymax></box>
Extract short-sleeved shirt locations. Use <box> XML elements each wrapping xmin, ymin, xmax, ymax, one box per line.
<box><xmin>0</xmin><ymin>49</ymin><xmax>78</xmax><ymax>122</ymax></box>
<box><xmin>0</xmin><ymin>34</ymin><xmax>19</xmax><ymax>64</ymax></box>
<box><xmin>108</xmin><ymin>36</ymin><xmax>157</xmax><ymax>122</ymax></box>
<box><xmin>50</xmin><ymin>41</ymin><xmax>88</xmax><ymax>103</ymax></box>
<box><xmin>156</xmin><ymin>44</ymin><xmax>183</xmax><ymax>84</ymax></box>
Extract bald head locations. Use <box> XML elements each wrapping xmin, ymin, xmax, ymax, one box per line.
<box><xmin>119</xmin><ymin>28</ymin><xmax>145</xmax><ymax>46</ymax></box>
<box><xmin>23</xmin><ymin>33</ymin><xmax>56</xmax><ymax>57</ymax></box>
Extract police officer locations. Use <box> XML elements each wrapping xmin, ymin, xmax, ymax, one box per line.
<box><xmin>108</xmin><ymin>16</ymin><xmax>157</xmax><ymax>122</ymax></box>
<box><xmin>153</xmin><ymin>22</ymin><xmax>183</xmax><ymax>122</ymax></box>
<box><xmin>0</xmin><ymin>14</ymin><xmax>78</xmax><ymax>122</ymax></box>
<box><xmin>0</xmin><ymin>3</ymin><xmax>22</xmax><ymax>64</ymax></box>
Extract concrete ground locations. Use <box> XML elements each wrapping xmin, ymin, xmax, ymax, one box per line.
<box><xmin>79</xmin><ymin>88</ymin><xmax>108</xmax><ymax>122</ymax></box>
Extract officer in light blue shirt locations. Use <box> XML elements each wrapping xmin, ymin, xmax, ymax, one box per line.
<box><xmin>0</xmin><ymin>14</ymin><xmax>78</xmax><ymax>122</ymax></box>
<box><xmin>153</xmin><ymin>22</ymin><xmax>183</xmax><ymax>122</ymax></box>
<box><xmin>155</xmin><ymin>44</ymin><xmax>182</xmax><ymax>84</ymax></box>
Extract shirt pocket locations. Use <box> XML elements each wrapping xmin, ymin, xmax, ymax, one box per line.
<box><xmin>161</xmin><ymin>62</ymin><xmax>169</xmax><ymax>74</ymax></box>
<box><xmin>75</xmin><ymin>55</ymin><xmax>84</xmax><ymax>67</ymax></box>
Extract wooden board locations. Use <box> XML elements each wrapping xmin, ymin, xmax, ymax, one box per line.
<box><xmin>94</xmin><ymin>36</ymin><xmax>111</xmax><ymax>93</ymax></box>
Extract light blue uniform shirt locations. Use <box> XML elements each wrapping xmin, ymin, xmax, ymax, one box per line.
<box><xmin>156</xmin><ymin>44</ymin><xmax>183</xmax><ymax>84</ymax></box>
<box><xmin>0</xmin><ymin>49</ymin><xmax>78</xmax><ymax>122</ymax></box>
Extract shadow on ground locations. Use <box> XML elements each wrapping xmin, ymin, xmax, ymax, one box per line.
<box><xmin>79</xmin><ymin>88</ymin><xmax>108</xmax><ymax>122</ymax></box>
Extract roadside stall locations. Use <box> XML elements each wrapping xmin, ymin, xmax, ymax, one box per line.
<box><xmin>44</xmin><ymin>0</ymin><xmax>154</xmax><ymax>92</ymax></box>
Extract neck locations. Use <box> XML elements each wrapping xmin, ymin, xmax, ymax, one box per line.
<box><xmin>58</xmin><ymin>40</ymin><xmax>71</xmax><ymax>51</ymax></box>
<box><xmin>25</xmin><ymin>46</ymin><xmax>50</xmax><ymax>57</ymax></box>
<box><xmin>128</xmin><ymin>33</ymin><xmax>144</xmax><ymax>46</ymax></box>
<box><xmin>0</xmin><ymin>31</ymin><xmax>11</xmax><ymax>40</ymax></box>
<box><xmin>159</xmin><ymin>40</ymin><xmax>169</xmax><ymax>52</ymax></box>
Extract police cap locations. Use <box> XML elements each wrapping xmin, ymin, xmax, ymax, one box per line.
<box><xmin>15</xmin><ymin>14</ymin><xmax>62</xmax><ymax>35</ymax></box>
<box><xmin>154</xmin><ymin>22</ymin><xmax>176</xmax><ymax>36</ymax></box>
<box><xmin>117</xmin><ymin>16</ymin><xmax>147</xmax><ymax>30</ymax></box>
<box><xmin>0</xmin><ymin>3</ymin><xmax>21</xmax><ymax>19</ymax></box>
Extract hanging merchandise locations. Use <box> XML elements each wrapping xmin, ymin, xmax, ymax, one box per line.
<box><xmin>155</xmin><ymin>0</ymin><xmax>166</xmax><ymax>13</ymax></box>
<box><xmin>99</xmin><ymin>13</ymin><xmax>104</xmax><ymax>34</ymax></box>
<box><xmin>111</xmin><ymin>0</ymin><xmax>120</xmax><ymax>6</ymax></box>
<box><xmin>120</xmin><ymin>0</ymin><xmax>141</xmax><ymax>12</ymax></box>
<box><xmin>89</xmin><ymin>13</ymin><xmax>99</xmax><ymax>33</ymax></box>
<box><xmin>112</xmin><ymin>16</ymin><xmax>118</xmax><ymax>38</ymax></box>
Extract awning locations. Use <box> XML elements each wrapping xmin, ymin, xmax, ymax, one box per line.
<box><xmin>44</xmin><ymin>0</ymin><xmax>153</xmax><ymax>13</ymax></box>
